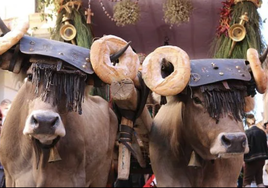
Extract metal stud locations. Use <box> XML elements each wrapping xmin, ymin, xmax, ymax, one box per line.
<box><xmin>30</xmin><ymin>41</ymin><xmax>35</xmax><ymax>45</ymax></box>
<box><xmin>82</xmin><ymin>63</ymin><xmax>87</xmax><ymax>69</ymax></box>
<box><xmin>29</xmin><ymin>48</ymin><xmax>34</xmax><ymax>52</ymax></box>
<box><xmin>219</xmin><ymin>72</ymin><xmax>224</xmax><ymax>76</ymax></box>
<box><xmin>236</xmin><ymin>66</ymin><xmax>240</xmax><ymax>69</ymax></box>
<box><xmin>211</xmin><ymin>62</ymin><xmax>219</xmax><ymax>69</ymax></box>
<box><xmin>59</xmin><ymin>52</ymin><xmax>64</xmax><ymax>55</ymax></box>
<box><xmin>86</xmin><ymin>58</ymin><xmax>90</xmax><ymax>62</ymax></box>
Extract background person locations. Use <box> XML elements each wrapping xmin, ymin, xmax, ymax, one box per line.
<box><xmin>0</xmin><ymin>99</ymin><xmax>11</xmax><ymax>188</ymax></box>
<box><xmin>0</xmin><ymin>99</ymin><xmax>12</xmax><ymax>126</ymax></box>
<box><xmin>243</xmin><ymin>114</ymin><xmax>268</xmax><ymax>187</ymax></box>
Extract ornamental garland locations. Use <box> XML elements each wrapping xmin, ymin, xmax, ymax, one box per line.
<box><xmin>163</xmin><ymin>0</ymin><xmax>193</xmax><ymax>28</ymax></box>
<box><xmin>212</xmin><ymin>0</ymin><xmax>264</xmax><ymax>59</ymax></box>
<box><xmin>113</xmin><ymin>0</ymin><xmax>140</xmax><ymax>27</ymax></box>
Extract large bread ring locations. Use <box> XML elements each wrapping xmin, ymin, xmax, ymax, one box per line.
<box><xmin>0</xmin><ymin>19</ymin><xmax>29</xmax><ymax>55</ymax></box>
<box><xmin>90</xmin><ymin>35</ymin><xmax>140</xmax><ymax>84</ymax></box>
<box><xmin>247</xmin><ymin>48</ymin><xmax>267</xmax><ymax>94</ymax></box>
<box><xmin>142</xmin><ymin>46</ymin><xmax>191</xmax><ymax>96</ymax></box>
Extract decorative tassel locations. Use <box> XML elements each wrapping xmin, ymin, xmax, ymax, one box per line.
<box><xmin>32</xmin><ymin>63</ymin><xmax>86</xmax><ymax>114</ymax></box>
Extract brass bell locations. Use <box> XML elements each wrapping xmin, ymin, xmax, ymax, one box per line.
<box><xmin>48</xmin><ymin>146</ymin><xmax>62</xmax><ymax>163</ymax></box>
<box><xmin>188</xmin><ymin>151</ymin><xmax>202</xmax><ymax>168</ymax></box>
<box><xmin>228</xmin><ymin>12</ymin><xmax>249</xmax><ymax>57</ymax></box>
<box><xmin>228</xmin><ymin>24</ymin><xmax>246</xmax><ymax>42</ymax></box>
<box><xmin>60</xmin><ymin>14</ymin><xmax>77</xmax><ymax>45</ymax></box>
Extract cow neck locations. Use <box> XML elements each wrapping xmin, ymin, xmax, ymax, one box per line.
<box><xmin>32</xmin><ymin>136</ymin><xmax>61</xmax><ymax>169</ymax></box>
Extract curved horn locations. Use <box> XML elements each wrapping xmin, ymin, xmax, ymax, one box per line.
<box><xmin>247</xmin><ymin>48</ymin><xmax>267</xmax><ymax>94</ymax></box>
<box><xmin>0</xmin><ymin>19</ymin><xmax>29</xmax><ymax>55</ymax></box>
<box><xmin>259</xmin><ymin>46</ymin><xmax>268</xmax><ymax>63</ymax></box>
<box><xmin>90</xmin><ymin>35</ymin><xmax>139</xmax><ymax>84</ymax></box>
<box><xmin>0</xmin><ymin>17</ymin><xmax>10</xmax><ymax>34</ymax></box>
<box><xmin>110</xmin><ymin>41</ymin><xmax>131</xmax><ymax>62</ymax></box>
<box><xmin>142</xmin><ymin>46</ymin><xmax>191</xmax><ymax>96</ymax></box>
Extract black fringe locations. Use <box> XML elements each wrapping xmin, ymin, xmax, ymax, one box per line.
<box><xmin>200</xmin><ymin>81</ymin><xmax>247</xmax><ymax>122</ymax></box>
<box><xmin>32</xmin><ymin>63</ymin><xmax>86</xmax><ymax>114</ymax></box>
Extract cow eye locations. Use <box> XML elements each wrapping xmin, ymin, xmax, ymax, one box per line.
<box><xmin>27</xmin><ymin>74</ymin><xmax>33</xmax><ymax>82</ymax></box>
<box><xmin>193</xmin><ymin>97</ymin><xmax>202</xmax><ymax>105</ymax></box>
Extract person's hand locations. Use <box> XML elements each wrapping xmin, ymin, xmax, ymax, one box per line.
<box><xmin>242</xmin><ymin>162</ymin><xmax>245</xmax><ymax>168</ymax></box>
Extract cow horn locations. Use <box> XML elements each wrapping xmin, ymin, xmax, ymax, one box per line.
<box><xmin>0</xmin><ymin>17</ymin><xmax>10</xmax><ymax>34</ymax></box>
<box><xmin>142</xmin><ymin>46</ymin><xmax>191</xmax><ymax>96</ymax></box>
<box><xmin>0</xmin><ymin>18</ymin><xmax>29</xmax><ymax>55</ymax></box>
<box><xmin>110</xmin><ymin>41</ymin><xmax>131</xmax><ymax>62</ymax></box>
<box><xmin>90</xmin><ymin>35</ymin><xmax>140</xmax><ymax>84</ymax></box>
<box><xmin>259</xmin><ymin>46</ymin><xmax>268</xmax><ymax>63</ymax></box>
<box><xmin>247</xmin><ymin>48</ymin><xmax>267</xmax><ymax>94</ymax></box>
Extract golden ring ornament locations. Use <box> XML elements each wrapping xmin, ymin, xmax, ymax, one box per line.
<box><xmin>60</xmin><ymin>14</ymin><xmax>77</xmax><ymax>45</ymax></box>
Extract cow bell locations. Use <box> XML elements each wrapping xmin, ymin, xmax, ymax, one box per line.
<box><xmin>48</xmin><ymin>146</ymin><xmax>62</xmax><ymax>163</ymax></box>
<box><xmin>188</xmin><ymin>151</ymin><xmax>202</xmax><ymax>168</ymax></box>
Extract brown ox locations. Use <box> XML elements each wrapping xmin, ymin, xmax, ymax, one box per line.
<box><xmin>142</xmin><ymin>46</ymin><xmax>268</xmax><ymax>187</ymax></box>
<box><xmin>0</xmin><ymin>60</ymin><xmax>118</xmax><ymax>187</ymax></box>
<box><xmin>0</xmin><ymin>22</ymin><xmax>125</xmax><ymax>187</ymax></box>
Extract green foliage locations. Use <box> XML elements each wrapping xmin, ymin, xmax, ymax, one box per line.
<box><xmin>37</xmin><ymin>0</ymin><xmax>59</xmax><ymax>22</ymax></box>
<box><xmin>73</xmin><ymin>10</ymin><xmax>93</xmax><ymax>48</ymax></box>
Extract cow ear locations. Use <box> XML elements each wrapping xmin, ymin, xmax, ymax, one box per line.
<box><xmin>180</xmin><ymin>86</ymin><xmax>188</xmax><ymax>95</ymax></box>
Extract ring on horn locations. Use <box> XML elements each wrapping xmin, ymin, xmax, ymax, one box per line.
<box><xmin>247</xmin><ymin>48</ymin><xmax>267</xmax><ymax>94</ymax></box>
<box><xmin>90</xmin><ymin>35</ymin><xmax>140</xmax><ymax>84</ymax></box>
<box><xmin>142</xmin><ymin>46</ymin><xmax>191</xmax><ymax>96</ymax></box>
<box><xmin>0</xmin><ymin>19</ymin><xmax>29</xmax><ymax>55</ymax></box>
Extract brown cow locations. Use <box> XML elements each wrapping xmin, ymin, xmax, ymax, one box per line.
<box><xmin>0</xmin><ymin>21</ymin><xmax>123</xmax><ymax>187</ymax></box>
<box><xmin>0</xmin><ymin>77</ymin><xmax>118</xmax><ymax>187</ymax></box>
<box><xmin>142</xmin><ymin>46</ymin><xmax>267</xmax><ymax>187</ymax></box>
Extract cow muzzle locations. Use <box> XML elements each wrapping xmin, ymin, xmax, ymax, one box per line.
<box><xmin>23</xmin><ymin>110</ymin><xmax>66</xmax><ymax>145</ymax></box>
<box><xmin>210</xmin><ymin>132</ymin><xmax>249</xmax><ymax>158</ymax></box>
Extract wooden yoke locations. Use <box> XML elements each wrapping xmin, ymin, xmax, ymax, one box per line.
<box><xmin>111</xmin><ymin>78</ymin><xmax>152</xmax><ymax>180</ymax></box>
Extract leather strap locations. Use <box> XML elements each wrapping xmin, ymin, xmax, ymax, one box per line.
<box><xmin>118</xmin><ymin>124</ymin><xmax>137</xmax><ymax>158</ymax></box>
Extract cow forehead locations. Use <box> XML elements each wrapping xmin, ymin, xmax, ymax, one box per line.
<box><xmin>189</xmin><ymin>59</ymin><xmax>251</xmax><ymax>87</ymax></box>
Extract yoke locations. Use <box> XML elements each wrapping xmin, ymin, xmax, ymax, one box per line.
<box><xmin>189</xmin><ymin>59</ymin><xmax>252</xmax><ymax>87</ymax></box>
<box><xmin>20</xmin><ymin>35</ymin><xmax>94</xmax><ymax>74</ymax></box>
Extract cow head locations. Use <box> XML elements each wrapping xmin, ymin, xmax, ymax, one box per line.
<box><xmin>142</xmin><ymin>46</ymin><xmax>267</xmax><ymax>160</ymax></box>
<box><xmin>0</xmin><ymin>21</ymin><xmax>130</xmax><ymax>148</ymax></box>
<box><xmin>21</xmin><ymin>61</ymin><xmax>87</xmax><ymax>145</ymax></box>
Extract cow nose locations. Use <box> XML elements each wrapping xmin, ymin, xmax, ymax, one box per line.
<box><xmin>28</xmin><ymin>112</ymin><xmax>61</xmax><ymax>135</ymax></box>
<box><xmin>32</xmin><ymin>114</ymin><xmax>59</xmax><ymax>129</ymax></box>
<box><xmin>221</xmin><ymin>133</ymin><xmax>247</xmax><ymax>153</ymax></box>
